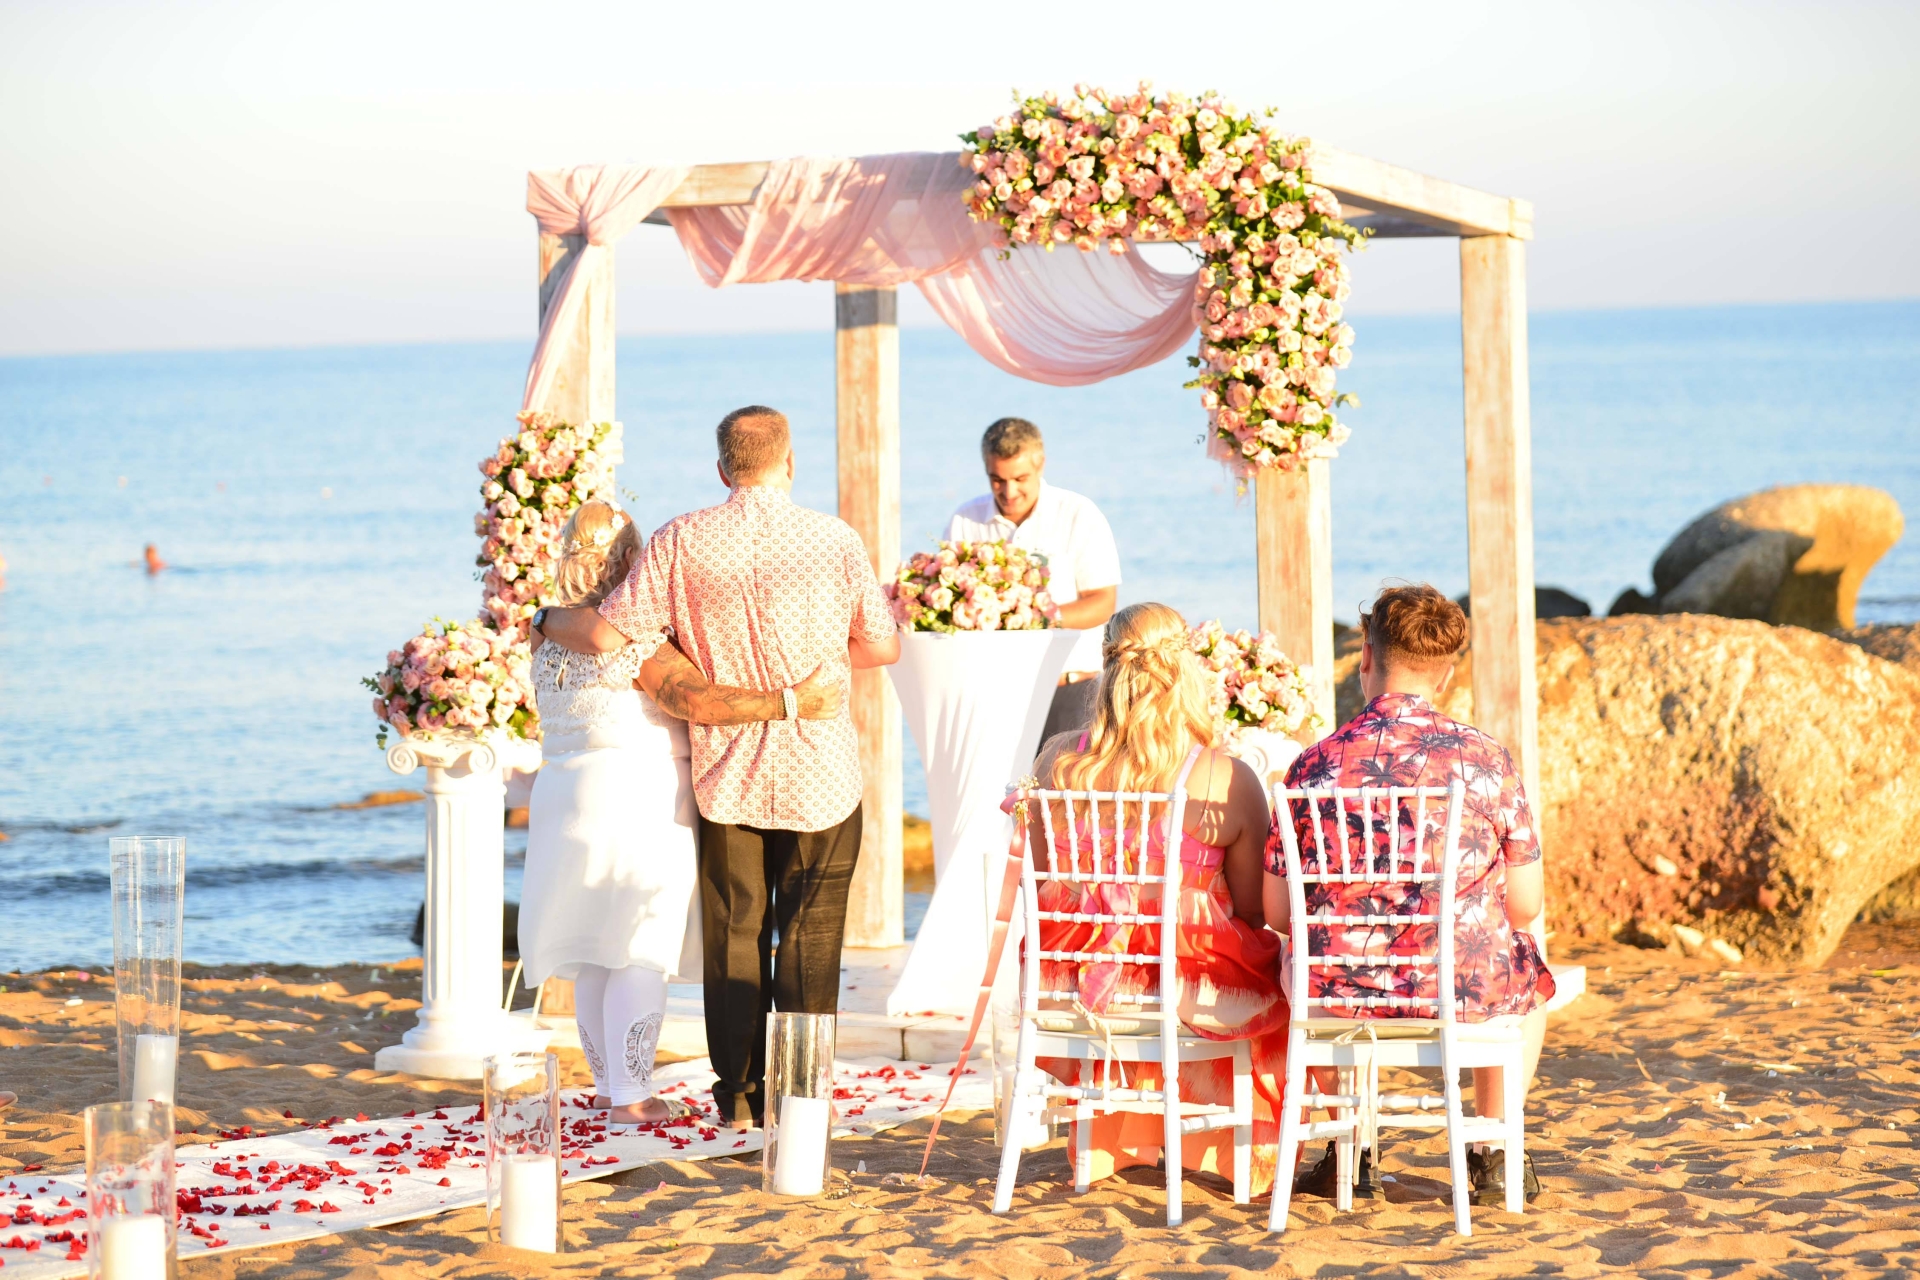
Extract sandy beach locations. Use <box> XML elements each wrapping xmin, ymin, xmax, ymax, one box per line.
<box><xmin>5</xmin><ymin>926</ymin><xmax>1916</xmax><ymax>1278</ymax></box>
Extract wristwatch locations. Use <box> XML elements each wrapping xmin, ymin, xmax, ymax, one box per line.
<box><xmin>532</xmin><ymin>607</ymin><xmax>551</xmax><ymax>631</ymax></box>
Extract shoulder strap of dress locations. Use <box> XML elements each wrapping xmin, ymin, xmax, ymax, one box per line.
<box><xmin>1172</xmin><ymin>743</ymin><xmax>1203</xmax><ymax>795</ymax></box>
<box><xmin>1076</xmin><ymin>730</ymin><xmax>1090</xmax><ymax>751</ymax></box>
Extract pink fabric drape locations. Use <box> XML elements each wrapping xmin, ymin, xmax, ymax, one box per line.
<box><xmin>522</xmin><ymin>165</ymin><xmax>687</xmax><ymax>412</ymax></box>
<box><xmin>665</xmin><ymin>153</ymin><xmax>1201</xmax><ymax>386</ymax></box>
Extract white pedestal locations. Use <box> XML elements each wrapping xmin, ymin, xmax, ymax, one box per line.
<box><xmin>884</xmin><ymin>630</ymin><xmax>1080</xmax><ymax>1016</ymax></box>
<box><xmin>376</xmin><ymin>734</ymin><xmax>550</xmax><ymax>1079</ymax></box>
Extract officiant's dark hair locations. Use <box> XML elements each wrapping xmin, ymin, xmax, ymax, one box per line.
<box><xmin>981</xmin><ymin>417</ymin><xmax>1043</xmax><ymax>461</ymax></box>
<box><xmin>717</xmin><ymin>405</ymin><xmax>790</xmax><ymax>481</ymax></box>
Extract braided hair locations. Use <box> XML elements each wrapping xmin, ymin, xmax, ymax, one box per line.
<box><xmin>1049</xmin><ymin>602</ymin><xmax>1214</xmax><ymax>794</ymax></box>
<box><xmin>551</xmin><ymin>500</ymin><xmax>641</xmax><ymax>608</ymax></box>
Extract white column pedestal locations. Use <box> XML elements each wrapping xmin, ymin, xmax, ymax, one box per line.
<box><xmin>375</xmin><ymin>734</ymin><xmax>550</xmax><ymax>1079</ymax></box>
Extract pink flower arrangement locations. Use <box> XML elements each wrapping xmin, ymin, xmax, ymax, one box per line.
<box><xmin>1189</xmin><ymin>619</ymin><xmax>1321</xmax><ymax>740</ymax></box>
<box><xmin>886</xmin><ymin>541</ymin><xmax>1055</xmax><ymax>632</ymax></box>
<box><xmin>362</xmin><ymin>617</ymin><xmax>535</xmax><ymax>747</ymax></box>
<box><xmin>475</xmin><ymin>411</ymin><xmax>619</xmax><ymax>635</ymax></box>
<box><xmin>961</xmin><ymin>85</ymin><xmax>1366</xmax><ymax>476</ymax></box>
<box><xmin>365</xmin><ymin>411</ymin><xmax>621</xmax><ymax>745</ymax></box>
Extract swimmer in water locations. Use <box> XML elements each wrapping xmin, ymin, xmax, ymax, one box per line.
<box><xmin>144</xmin><ymin>544</ymin><xmax>167</xmax><ymax>575</ymax></box>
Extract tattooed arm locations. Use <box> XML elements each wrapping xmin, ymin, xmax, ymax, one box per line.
<box><xmin>637</xmin><ymin>640</ymin><xmax>843</xmax><ymax>725</ymax></box>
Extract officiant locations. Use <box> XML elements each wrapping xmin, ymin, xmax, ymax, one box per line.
<box><xmin>945</xmin><ymin>417</ymin><xmax>1120</xmax><ymax>744</ymax></box>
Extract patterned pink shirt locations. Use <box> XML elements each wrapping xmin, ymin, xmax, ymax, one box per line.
<box><xmin>597</xmin><ymin>486</ymin><xmax>896</xmax><ymax>832</ymax></box>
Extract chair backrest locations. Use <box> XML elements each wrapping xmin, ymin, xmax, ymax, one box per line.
<box><xmin>1007</xmin><ymin>748</ymin><xmax>1202</xmax><ymax>1027</ymax></box>
<box><xmin>1270</xmin><ymin>780</ymin><xmax>1467</xmax><ymax>1023</ymax></box>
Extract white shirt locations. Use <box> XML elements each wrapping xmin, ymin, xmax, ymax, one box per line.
<box><xmin>945</xmin><ymin>481</ymin><xmax>1121</xmax><ymax>674</ymax></box>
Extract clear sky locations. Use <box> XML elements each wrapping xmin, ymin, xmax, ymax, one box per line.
<box><xmin>1</xmin><ymin>0</ymin><xmax>1914</xmax><ymax>355</ymax></box>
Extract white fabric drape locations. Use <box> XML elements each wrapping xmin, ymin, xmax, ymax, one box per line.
<box><xmin>885</xmin><ymin>630</ymin><xmax>1081</xmax><ymax>1016</ymax></box>
<box><xmin>664</xmin><ymin>153</ymin><xmax>1201</xmax><ymax>386</ymax></box>
<box><xmin>522</xmin><ymin>164</ymin><xmax>689</xmax><ymax>412</ymax></box>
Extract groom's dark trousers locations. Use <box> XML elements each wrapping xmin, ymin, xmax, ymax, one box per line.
<box><xmin>697</xmin><ymin>805</ymin><xmax>863</xmax><ymax>1127</ymax></box>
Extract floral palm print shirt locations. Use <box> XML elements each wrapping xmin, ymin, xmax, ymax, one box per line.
<box><xmin>1265</xmin><ymin>691</ymin><xmax>1556</xmax><ymax>1021</ymax></box>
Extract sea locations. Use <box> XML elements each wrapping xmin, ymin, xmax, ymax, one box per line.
<box><xmin>2</xmin><ymin>300</ymin><xmax>1915</xmax><ymax>971</ymax></box>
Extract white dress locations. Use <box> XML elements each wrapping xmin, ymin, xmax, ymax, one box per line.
<box><xmin>519</xmin><ymin>639</ymin><xmax>702</xmax><ymax>985</ymax></box>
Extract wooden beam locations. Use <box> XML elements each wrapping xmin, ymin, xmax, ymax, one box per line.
<box><xmin>634</xmin><ymin>154</ymin><xmax>1527</xmax><ymax>241</ymax></box>
<box><xmin>1309</xmin><ymin>146</ymin><xmax>1532</xmax><ymax>240</ymax></box>
<box><xmin>835</xmin><ymin>283</ymin><xmax>904</xmax><ymax>949</ymax></box>
<box><xmin>1460</xmin><ymin>235</ymin><xmax>1540</xmax><ymax>806</ymax></box>
<box><xmin>1255</xmin><ymin>459</ymin><xmax>1335</xmax><ymax>740</ymax></box>
<box><xmin>534</xmin><ymin>233</ymin><xmax>616</xmax><ymax>423</ymax></box>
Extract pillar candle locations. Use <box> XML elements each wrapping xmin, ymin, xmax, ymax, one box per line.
<box><xmin>771</xmin><ymin>1095</ymin><xmax>831</xmax><ymax>1196</ymax></box>
<box><xmin>131</xmin><ymin>1034</ymin><xmax>177</xmax><ymax>1105</ymax></box>
<box><xmin>97</xmin><ymin>1213</ymin><xmax>168</xmax><ymax>1280</ymax></box>
<box><xmin>498</xmin><ymin>1151</ymin><xmax>558</xmax><ymax>1251</ymax></box>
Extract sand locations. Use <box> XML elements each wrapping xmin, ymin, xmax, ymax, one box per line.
<box><xmin>5</xmin><ymin>927</ymin><xmax>1918</xmax><ymax>1278</ymax></box>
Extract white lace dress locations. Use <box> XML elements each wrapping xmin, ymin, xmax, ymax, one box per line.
<box><xmin>519</xmin><ymin>639</ymin><xmax>701</xmax><ymax>985</ymax></box>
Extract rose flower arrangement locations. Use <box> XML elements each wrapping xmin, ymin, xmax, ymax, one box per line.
<box><xmin>961</xmin><ymin>84</ymin><xmax>1366</xmax><ymax>476</ymax></box>
<box><xmin>365</xmin><ymin>617</ymin><xmax>535</xmax><ymax>744</ymax></box>
<box><xmin>364</xmin><ymin>411</ymin><xmax>622</xmax><ymax>746</ymax></box>
<box><xmin>476</xmin><ymin>414</ymin><xmax>620</xmax><ymax>635</ymax></box>
<box><xmin>887</xmin><ymin>541</ymin><xmax>1055</xmax><ymax>632</ymax></box>
<box><xmin>1189</xmin><ymin>619</ymin><xmax>1321</xmax><ymax>742</ymax></box>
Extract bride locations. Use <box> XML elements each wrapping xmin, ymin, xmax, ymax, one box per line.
<box><xmin>521</xmin><ymin>500</ymin><xmax>840</xmax><ymax>1124</ymax></box>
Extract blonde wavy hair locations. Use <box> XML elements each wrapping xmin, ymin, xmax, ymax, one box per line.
<box><xmin>1048</xmin><ymin>602</ymin><xmax>1215</xmax><ymax>794</ymax></box>
<box><xmin>550</xmin><ymin>500</ymin><xmax>640</xmax><ymax>608</ymax></box>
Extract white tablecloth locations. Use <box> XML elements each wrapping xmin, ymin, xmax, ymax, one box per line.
<box><xmin>885</xmin><ymin>629</ymin><xmax>1081</xmax><ymax>1015</ymax></box>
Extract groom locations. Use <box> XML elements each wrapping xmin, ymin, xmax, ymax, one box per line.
<box><xmin>541</xmin><ymin>405</ymin><xmax>900</xmax><ymax>1127</ymax></box>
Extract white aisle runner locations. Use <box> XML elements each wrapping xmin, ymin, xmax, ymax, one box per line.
<box><xmin>0</xmin><ymin>1057</ymin><xmax>989</xmax><ymax>1279</ymax></box>
<box><xmin>885</xmin><ymin>629</ymin><xmax>1079</xmax><ymax>1016</ymax></box>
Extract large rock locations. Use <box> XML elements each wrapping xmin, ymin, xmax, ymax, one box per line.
<box><xmin>1454</xmin><ymin>586</ymin><xmax>1591</xmax><ymax>620</ymax></box>
<box><xmin>1651</xmin><ymin>484</ymin><xmax>1903</xmax><ymax>630</ymax></box>
<box><xmin>1832</xmin><ymin>623</ymin><xmax>1920</xmax><ymax>675</ymax></box>
<box><xmin>1331</xmin><ymin>616</ymin><xmax>1920</xmax><ymax>965</ymax></box>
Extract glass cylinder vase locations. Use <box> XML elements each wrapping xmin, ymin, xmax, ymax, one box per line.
<box><xmin>763</xmin><ymin>1012</ymin><xmax>835</xmax><ymax>1197</ymax></box>
<box><xmin>483</xmin><ymin>1051</ymin><xmax>562</xmax><ymax>1253</ymax></box>
<box><xmin>109</xmin><ymin>837</ymin><xmax>186</xmax><ymax>1106</ymax></box>
<box><xmin>85</xmin><ymin>1100</ymin><xmax>176</xmax><ymax>1280</ymax></box>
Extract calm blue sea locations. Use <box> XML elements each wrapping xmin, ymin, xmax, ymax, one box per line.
<box><xmin>1</xmin><ymin>301</ymin><xmax>1915</xmax><ymax>970</ymax></box>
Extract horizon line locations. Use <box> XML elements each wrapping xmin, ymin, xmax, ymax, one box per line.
<box><xmin>2</xmin><ymin>295</ymin><xmax>1914</xmax><ymax>363</ymax></box>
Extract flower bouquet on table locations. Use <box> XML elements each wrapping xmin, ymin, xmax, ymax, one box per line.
<box><xmin>886</xmin><ymin>541</ymin><xmax>1055</xmax><ymax>632</ymax></box>
<box><xmin>1189</xmin><ymin>619</ymin><xmax>1321</xmax><ymax>781</ymax></box>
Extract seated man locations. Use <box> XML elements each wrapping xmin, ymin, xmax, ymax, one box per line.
<box><xmin>945</xmin><ymin>417</ymin><xmax>1119</xmax><ymax>743</ymax></box>
<box><xmin>1263</xmin><ymin>583</ymin><xmax>1554</xmax><ymax>1206</ymax></box>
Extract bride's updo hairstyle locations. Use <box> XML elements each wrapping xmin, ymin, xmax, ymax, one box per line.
<box><xmin>1050</xmin><ymin>602</ymin><xmax>1214</xmax><ymax>795</ymax></box>
<box><xmin>1362</xmin><ymin>583</ymin><xmax>1469</xmax><ymax>672</ymax></box>
<box><xmin>551</xmin><ymin>500</ymin><xmax>641</xmax><ymax>609</ymax></box>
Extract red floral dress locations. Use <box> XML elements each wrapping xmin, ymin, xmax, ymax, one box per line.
<box><xmin>1266</xmin><ymin>692</ymin><xmax>1555</xmax><ymax>1021</ymax></box>
<box><xmin>1011</xmin><ymin>761</ymin><xmax>1292</xmax><ymax>1194</ymax></box>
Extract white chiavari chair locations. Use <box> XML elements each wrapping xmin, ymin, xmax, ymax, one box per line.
<box><xmin>992</xmin><ymin>749</ymin><xmax>1254</xmax><ymax>1226</ymax></box>
<box><xmin>1268</xmin><ymin>779</ymin><xmax>1529</xmax><ymax>1236</ymax></box>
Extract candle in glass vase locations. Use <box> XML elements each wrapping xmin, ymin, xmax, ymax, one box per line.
<box><xmin>130</xmin><ymin>1034</ymin><xmax>177</xmax><ymax>1105</ymax></box>
<box><xmin>498</xmin><ymin>1151</ymin><xmax>557</xmax><ymax>1251</ymax></box>
<box><xmin>771</xmin><ymin>1095</ymin><xmax>830</xmax><ymax>1195</ymax></box>
<box><xmin>98</xmin><ymin>1213</ymin><xmax>168</xmax><ymax>1280</ymax></box>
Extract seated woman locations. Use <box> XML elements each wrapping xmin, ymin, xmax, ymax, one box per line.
<box><xmin>1020</xmin><ymin>601</ymin><xmax>1291</xmax><ymax>1195</ymax></box>
<box><xmin>1264</xmin><ymin>583</ymin><xmax>1554</xmax><ymax>1206</ymax></box>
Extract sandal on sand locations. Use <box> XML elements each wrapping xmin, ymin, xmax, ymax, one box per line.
<box><xmin>1467</xmin><ymin>1148</ymin><xmax>1541</xmax><ymax>1206</ymax></box>
<box><xmin>607</xmin><ymin>1097</ymin><xmax>694</xmax><ymax>1125</ymax></box>
<box><xmin>1291</xmin><ymin>1141</ymin><xmax>1381</xmax><ymax>1201</ymax></box>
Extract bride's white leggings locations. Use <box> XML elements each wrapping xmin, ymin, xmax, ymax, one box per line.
<box><xmin>571</xmin><ymin>964</ymin><xmax>668</xmax><ymax>1106</ymax></box>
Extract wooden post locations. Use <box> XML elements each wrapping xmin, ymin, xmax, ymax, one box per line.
<box><xmin>535</xmin><ymin>234</ymin><xmax>616</xmax><ymax>423</ymax></box>
<box><xmin>835</xmin><ymin>283</ymin><xmax>904</xmax><ymax>949</ymax></box>
<box><xmin>1459</xmin><ymin>234</ymin><xmax>1540</xmax><ymax>804</ymax></box>
<box><xmin>1254</xmin><ymin>458</ymin><xmax>1335</xmax><ymax>739</ymax></box>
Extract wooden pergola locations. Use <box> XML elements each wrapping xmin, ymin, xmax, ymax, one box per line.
<box><xmin>530</xmin><ymin>147</ymin><xmax>1538</xmax><ymax>948</ymax></box>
